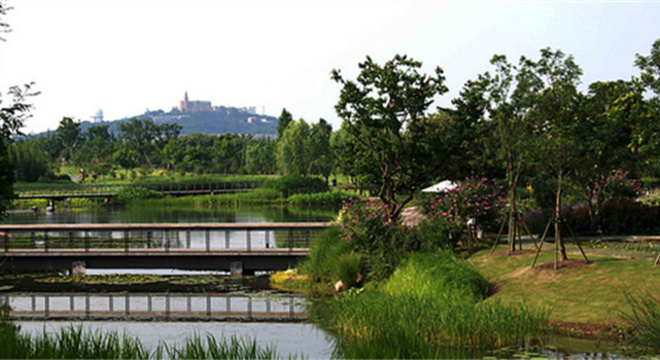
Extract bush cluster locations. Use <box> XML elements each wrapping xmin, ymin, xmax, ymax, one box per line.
<box><xmin>262</xmin><ymin>174</ymin><xmax>328</xmax><ymax>197</ymax></box>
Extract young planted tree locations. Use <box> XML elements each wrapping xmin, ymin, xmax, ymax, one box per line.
<box><xmin>332</xmin><ymin>55</ymin><xmax>453</xmax><ymax>218</ymax></box>
<box><xmin>528</xmin><ymin>48</ymin><xmax>583</xmax><ymax>264</ymax></box>
<box><xmin>457</xmin><ymin>54</ymin><xmax>542</xmax><ymax>254</ymax></box>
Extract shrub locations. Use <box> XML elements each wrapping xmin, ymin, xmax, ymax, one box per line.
<box><xmin>423</xmin><ymin>176</ymin><xmax>505</xmax><ymax>247</ymax></box>
<box><xmin>262</xmin><ymin>174</ymin><xmax>328</xmax><ymax>197</ymax></box>
<box><xmin>287</xmin><ymin>191</ymin><xmax>359</xmax><ymax>206</ymax></box>
<box><xmin>115</xmin><ymin>186</ymin><xmax>164</xmax><ymax>203</ymax></box>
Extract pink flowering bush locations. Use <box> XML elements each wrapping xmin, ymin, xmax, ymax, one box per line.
<box><xmin>423</xmin><ymin>176</ymin><xmax>506</xmax><ymax>246</ymax></box>
<box><xmin>337</xmin><ymin>198</ymin><xmax>426</xmax><ymax>279</ymax></box>
<box><xmin>593</xmin><ymin>170</ymin><xmax>643</xmax><ymax>203</ymax></box>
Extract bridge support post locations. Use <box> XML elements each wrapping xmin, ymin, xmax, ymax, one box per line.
<box><xmin>230</xmin><ymin>261</ymin><xmax>243</xmax><ymax>277</ymax></box>
<box><xmin>71</xmin><ymin>261</ymin><xmax>86</xmax><ymax>277</ymax></box>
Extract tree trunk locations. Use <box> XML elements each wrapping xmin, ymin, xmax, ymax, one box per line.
<box><xmin>507</xmin><ymin>153</ymin><xmax>517</xmax><ymax>255</ymax></box>
<box><xmin>555</xmin><ymin>172</ymin><xmax>568</xmax><ymax>261</ymax></box>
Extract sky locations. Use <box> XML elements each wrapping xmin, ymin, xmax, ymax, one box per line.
<box><xmin>0</xmin><ymin>0</ymin><xmax>658</xmax><ymax>134</ymax></box>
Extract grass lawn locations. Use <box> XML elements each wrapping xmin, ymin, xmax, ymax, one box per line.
<box><xmin>471</xmin><ymin>244</ymin><xmax>660</xmax><ymax>324</ymax></box>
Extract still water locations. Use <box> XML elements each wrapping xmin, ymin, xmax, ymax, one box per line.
<box><xmin>2</xmin><ymin>205</ymin><xmax>337</xmax><ymax>225</ymax></box>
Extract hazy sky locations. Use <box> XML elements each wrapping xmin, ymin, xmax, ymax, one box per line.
<box><xmin>0</xmin><ymin>0</ymin><xmax>658</xmax><ymax>134</ymax></box>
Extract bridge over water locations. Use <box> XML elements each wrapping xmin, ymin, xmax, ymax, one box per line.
<box><xmin>2</xmin><ymin>292</ymin><xmax>307</xmax><ymax>322</ymax></box>
<box><xmin>0</xmin><ymin>223</ymin><xmax>332</xmax><ymax>273</ymax></box>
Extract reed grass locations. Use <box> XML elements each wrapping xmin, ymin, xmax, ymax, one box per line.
<box><xmin>0</xmin><ymin>315</ymin><xmax>278</xmax><ymax>359</ymax></box>
<box><xmin>620</xmin><ymin>291</ymin><xmax>660</xmax><ymax>353</ymax></box>
<box><xmin>324</xmin><ymin>251</ymin><xmax>549</xmax><ymax>358</ymax></box>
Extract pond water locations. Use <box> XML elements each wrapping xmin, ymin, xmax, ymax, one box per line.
<box><xmin>2</xmin><ymin>205</ymin><xmax>338</xmax><ymax>225</ymax></box>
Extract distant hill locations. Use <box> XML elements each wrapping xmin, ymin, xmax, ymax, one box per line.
<box><xmin>76</xmin><ymin>107</ymin><xmax>278</xmax><ymax>136</ymax></box>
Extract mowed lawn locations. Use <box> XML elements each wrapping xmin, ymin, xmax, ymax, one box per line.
<box><xmin>471</xmin><ymin>245</ymin><xmax>660</xmax><ymax>324</ymax></box>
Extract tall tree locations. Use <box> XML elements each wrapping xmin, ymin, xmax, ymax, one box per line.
<box><xmin>276</xmin><ymin>108</ymin><xmax>293</xmax><ymax>140</ymax></box>
<box><xmin>0</xmin><ymin>2</ymin><xmax>36</xmax><ymax>217</ymax></box>
<box><xmin>56</xmin><ymin>117</ymin><xmax>82</xmax><ymax>162</ymax></box>
<box><xmin>309</xmin><ymin>118</ymin><xmax>334</xmax><ymax>183</ymax></box>
<box><xmin>277</xmin><ymin>119</ymin><xmax>312</xmax><ymax>176</ymax></box>
<box><xmin>529</xmin><ymin>48</ymin><xmax>583</xmax><ymax>262</ymax></box>
<box><xmin>457</xmin><ymin>54</ymin><xmax>542</xmax><ymax>254</ymax></box>
<box><xmin>332</xmin><ymin>54</ymin><xmax>452</xmax><ymax>218</ymax></box>
<box><xmin>118</xmin><ymin>118</ymin><xmax>159</xmax><ymax>167</ymax></box>
<box><xmin>574</xmin><ymin>80</ymin><xmax>646</xmax><ymax>232</ymax></box>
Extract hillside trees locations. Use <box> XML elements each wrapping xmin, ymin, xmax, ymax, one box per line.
<box><xmin>332</xmin><ymin>54</ymin><xmax>454</xmax><ymax>218</ymax></box>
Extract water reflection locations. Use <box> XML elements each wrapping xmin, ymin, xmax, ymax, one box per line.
<box><xmin>3</xmin><ymin>205</ymin><xmax>338</xmax><ymax>225</ymax></box>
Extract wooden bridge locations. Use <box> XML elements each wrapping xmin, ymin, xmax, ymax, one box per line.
<box><xmin>2</xmin><ymin>292</ymin><xmax>307</xmax><ymax>322</ymax></box>
<box><xmin>0</xmin><ymin>222</ymin><xmax>333</xmax><ymax>273</ymax></box>
<box><xmin>2</xmin><ymin>293</ymin><xmax>307</xmax><ymax>322</ymax></box>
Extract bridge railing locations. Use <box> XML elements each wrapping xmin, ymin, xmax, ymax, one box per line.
<box><xmin>0</xmin><ymin>223</ymin><xmax>332</xmax><ymax>252</ymax></box>
<box><xmin>3</xmin><ymin>292</ymin><xmax>307</xmax><ymax>321</ymax></box>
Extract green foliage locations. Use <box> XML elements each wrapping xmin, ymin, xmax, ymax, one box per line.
<box><xmin>300</xmin><ymin>227</ymin><xmax>352</xmax><ymax>282</ymax></box>
<box><xmin>286</xmin><ymin>191</ymin><xmax>358</xmax><ymax>206</ymax></box>
<box><xmin>276</xmin><ymin>118</ymin><xmax>312</xmax><ymax>176</ymax></box>
<box><xmin>383</xmin><ymin>251</ymin><xmax>489</xmax><ymax>302</ymax></box>
<box><xmin>326</xmin><ymin>252</ymin><xmax>549</xmax><ymax>358</ymax></box>
<box><xmin>262</xmin><ymin>174</ymin><xmax>328</xmax><ymax>197</ymax></box>
<box><xmin>115</xmin><ymin>186</ymin><xmax>164</xmax><ymax>203</ymax></box>
<box><xmin>335</xmin><ymin>252</ymin><xmax>364</xmax><ymax>288</ymax></box>
<box><xmin>332</xmin><ymin>54</ymin><xmax>454</xmax><ymax>218</ymax></box>
<box><xmin>9</xmin><ymin>140</ymin><xmax>51</xmax><ymax>182</ymax></box>
<box><xmin>0</xmin><ymin>316</ymin><xmax>277</xmax><ymax>359</ymax></box>
<box><xmin>620</xmin><ymin>292</ymin><xmax>660</xmax><ymax>354</ymax></box>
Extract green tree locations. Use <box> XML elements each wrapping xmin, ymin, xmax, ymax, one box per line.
<box><xmin>528</xmin><ymin>48</ymin><xmax>583</xmax><ymax>262</ymax></box>
<box><xmin>457</xmin><ymin>54</ymin><xmax>542</xmax><ymax>253</ymax></box>
<box><xmin>276</xmin><ymin>108</ymin><xmax>293</xmax><ymax>140</ymax></box>
<box><xmin>277</xmin><ymin>118</ymin><xmax>312</xmax><ymax>176</ymax></box>
<box><xmin>574</xmin><ymin>80</ymin><xmax>647</xmax><ymax>232</ymax></box>
<box><xmin>309</xmin><ymin>118</ymin><xmax>334</xmax><ymax>183</ymax></box>
<box><xmin>118</xmin><ymin>118</ymin><xmax>159</xmax><ymax>167</ymax></box>
<box><xmin>0</xmin><ymin>3</ymin><xmax>36</xmax><ymax>217</ymax></box>
<box><xmin>56</xmin><ymin>117</ymin><xmax>82</xmax><ymax>162</ymax></box>
<box><xmin>332</xmin><ymin>54</ymin><xmax>452</xmax><ymax>218</ymax></box>
<box><xmin>245</xmin><ymin>140</ymin><xmax>275</xmax><ymax>174</ymax></box>
<box><xmin>10</xmin><ymin>139</ymin><xmax>50</xmax><ymax>182</ymax></box>
<box><xmin>632</xmin><ymin>38</ymin><xmax>660</xmax><ymax>177</ymax></box>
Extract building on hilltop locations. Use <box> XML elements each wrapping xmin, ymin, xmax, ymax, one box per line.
<box><xmin>91</xmin><ymin>108</ymin><xmax>103</xmax><ymax>123</ymax></box>
<box><xmin>179</xmin><ymin>91</ymin><xmax>213</xmax><ymax>113</ymax></box>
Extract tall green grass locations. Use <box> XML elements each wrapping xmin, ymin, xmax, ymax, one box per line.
<box><xmin>324</xmin><ymin>251</ymin><xmax>549</xmax><ymax>358</ymax></box>
<box><xmin>299</xmin><ymin>227</ymin><xmax>352</xmax><ymax>282</ymax></box>
<box><xmin>0</xmin><ymin>319</ymin><xmax>278</xmax><ymax>359</ymax></box>
<box><xmin>620</xmin><ymin>292</ymin><xmax>660</xmax><ymax>354</ymax></box>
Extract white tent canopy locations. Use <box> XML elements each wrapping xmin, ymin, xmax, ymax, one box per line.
<box><xmin>421</xmin><ymin>180</ymin><xmax>458</xmax><ymax>193</ymax></box>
